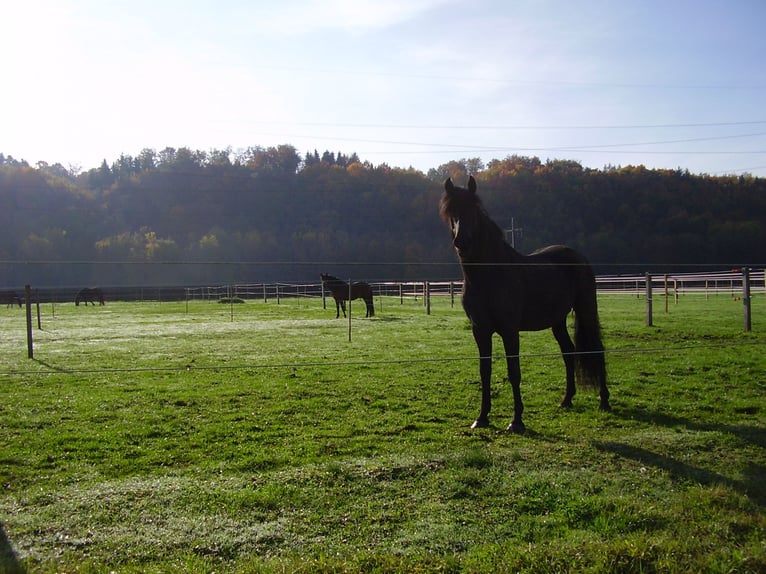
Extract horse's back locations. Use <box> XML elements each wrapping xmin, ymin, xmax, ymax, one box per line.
<box><xmin>525</xmin><ymin>245</ymin><xmax>595</xmax><ymax>284</ymax></box>
<box><xmin>527</xmin><ymin>244</ymin><xmax>589</xmax><ymax>265</ymax></box>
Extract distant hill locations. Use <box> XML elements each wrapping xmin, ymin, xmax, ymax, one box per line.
<box><xmin>1</xmin><ymin>149</ymin><xmax>763</xmax><ymax>287</ymax></box>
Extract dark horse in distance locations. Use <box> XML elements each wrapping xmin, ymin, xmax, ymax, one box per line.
<box><xmin>440</xmin><ymin>177</ymin><xmax>610</xmax><ymax>432</ymax></box>
<box><xmin>320</xmin><ymin>274</ymin><xmax>375</xmax><ymax>318</ymax></box>
<box><xmin>0</xmin><ymin>291</ymin><xmax>22</xmax><ymax>308</ymax></box>
<box><xmin>75</xmin><ymin>287</ymin><xmax>105</xmax><ymax>306</ymax></box>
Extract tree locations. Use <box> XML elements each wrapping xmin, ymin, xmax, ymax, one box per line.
<box><xmin>137</xmin><ymin>148</ymin><xmax>157</xmax><ymax>171</ymax></box>
<box><xmin>426</xmin><ymin>158</ymin><xmax>483</xmax><ymax>182</ymax></box>
<box><xmin>87</xmin><ymin>160</ymin><xmax>115</xmax><ymax>190</ymax></box>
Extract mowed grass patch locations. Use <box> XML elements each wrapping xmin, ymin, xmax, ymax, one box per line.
<box><xmin>0</xmin><ymin>293</ymin><xmax>764</xmax><ymax>573</ymax></box>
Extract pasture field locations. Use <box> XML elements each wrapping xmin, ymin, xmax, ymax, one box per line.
<box><xmin>0</xmin><ymin>293</ymin><xmax>764</xmax><ymax>573</ymax></box>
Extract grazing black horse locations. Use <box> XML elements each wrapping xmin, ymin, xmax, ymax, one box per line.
<box><xmin>75</xmin><ymin>287</ymin><xmax>105</xmax><ymax>306</ymax></box>
<box><xmin>320</xmin><ymin>274</ymin><xmax>375</xmax><ymax>318</ymax></box>
<box><xmin>440</xmin><ymin>176</ymin><xmax>610</xmax><ymax>432</ymax></box>
<box><xmin>0</xmin><ymin>291</ymin><xmax>22</xmax><ymax>308</ymax></box>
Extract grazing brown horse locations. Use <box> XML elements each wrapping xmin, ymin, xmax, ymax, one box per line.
<box><xmin>75</xmin><ymin>287</ymin><xmax>105</xmax><ymax>306</ymax></box>
<box><xmin>440</xmin><ymin>176</ymin><xmax>610</xmax><ymax>432</ymax></box>
<box><xmin>320</xmin><ymin>274</ymin><xmax>375</xmax><ymax>318</ymax></box>
<box><xmin>0</xmin><ymin>291</ymin><xmax>22</xmax><ymax>308</ymax></box>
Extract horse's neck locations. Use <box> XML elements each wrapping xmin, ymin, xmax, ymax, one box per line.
<box><xmin>482</xmin><ymin>219</ymin><xmax>523</xmax><ymax>261</ymax></box>
<box><xmin>460</xmin><ymin>226</ymin><xmax>523</xmax><ymax>283</ymax></box>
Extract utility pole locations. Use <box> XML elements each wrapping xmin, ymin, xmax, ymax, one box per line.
<box><xmin>504</xmin><ymin>217</ymin><xmax>523</xmax><ymax>248</ymax></box>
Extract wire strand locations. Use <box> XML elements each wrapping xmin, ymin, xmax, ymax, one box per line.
<box><xmin>2</xmin><ymin>340</ymin><xmax>762</xmax><ymax>377</ymax></box>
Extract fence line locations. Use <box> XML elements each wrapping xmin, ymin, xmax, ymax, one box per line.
<box><xmin>3</xmin><ymin>269</ymin><xmax>764</xmax><ymax>305</ymax></box>
<box><xmin>595</xmin><ymin>269</ymin><xmax>766</xmax><ymax>297</ymax></box>
<box><xmin>9</xmin><ymin>269</ymin><xmax>764</xmax><ymax>359</ymax></box>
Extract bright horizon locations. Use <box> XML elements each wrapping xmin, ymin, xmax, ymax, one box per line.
<box><xmin>2</xmin><ymin>0</ymin><xmax>765</xmax><ymax>176</ymax></box>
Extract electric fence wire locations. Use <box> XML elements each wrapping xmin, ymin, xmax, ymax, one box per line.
<box><xmin>2</xmin><ymin>339</ymin><xmax>763</xmax><ymax>377</ymax></box>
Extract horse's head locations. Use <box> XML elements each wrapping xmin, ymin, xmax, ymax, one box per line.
<box><xmin>440</xmin><ymin>176</ymin><xmax>489</xmax><ymax>260</ymax></box>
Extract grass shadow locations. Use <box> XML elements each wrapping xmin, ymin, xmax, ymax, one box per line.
<box><xmin>594</xmin><ymin>440</ymin><xmax>766</xmax><ymax>507</ymax></box>
<box><xmin>0</xmin><ymin>522</ymin><xmax>25</xmax><ymax>574</ymax></box>
<box><xmin>615</xmin><ymin>406</ymin><xmax>766</xmax><ymax>449</ymax></box>
<box><xmin>602</xmin><ymin>406</ymin><xmax>766</xmax><ymax>506</ymax></box>
<box><xmin>594</xmin><ymin>439</ymin><xmax>766</xmax><ymax>508</ymax></box>
<box><xmin>32</xmin><ymin>358</ymin><xmax>70</xmax><ymax>373</ymax></box>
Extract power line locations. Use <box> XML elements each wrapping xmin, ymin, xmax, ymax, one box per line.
<box><xmin>244</xmin><ymin>129</ymin><xmax>766</xmax><ymax>153</ymax></box>
<box><xmin>251</xmin><ymin>65</ymin><xmax>766</xmax><ymax>91</ymax></box>
<box><xmin>239</xmin><ymin>119</ymin><xmax>766</xmax><ymax>131</ymax></box>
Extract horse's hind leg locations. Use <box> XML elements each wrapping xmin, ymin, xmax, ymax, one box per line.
<box><xmin>340</xmin><ymin>300</ymin><xmax>347</xmax><ymax>318</ymax></box>
<box><xmin>552</xmin><ymin>321</ymin><xmax>576</xmax><ymax>408</ymax></box>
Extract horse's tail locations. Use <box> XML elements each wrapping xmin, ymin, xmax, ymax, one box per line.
<box><xmin>573</xmin><ymin>271</ymin><xmax>606</xmax><ymax>389</ymax></box>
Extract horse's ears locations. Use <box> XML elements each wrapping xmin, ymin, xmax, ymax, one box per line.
<box><xmin>445</xmin><ymin>176</ymin><xmax>476</xmax><ymax>194</ymax></box>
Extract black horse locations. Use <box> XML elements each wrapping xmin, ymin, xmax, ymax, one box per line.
<box><xmin>0</xmin><ymin>291</ymin><xmax>22</xmax><ymax>308</ymax></box>
<box><xmin>320</xmin><ymin>274</ymin><xmax>375</xmax><ymax>318</ymax></box>
<box><xmin>440</xmin><ymin>176</ymin><xmax>610</xmax><ymax>432</ymax></box>
<box><xmin>75</xmin><ymin>287</ymin><xmax>105</xmax><ymax>306</ymax></box>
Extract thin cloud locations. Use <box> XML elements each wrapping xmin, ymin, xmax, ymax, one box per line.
<box><xmin>252</xmin><ymin>0</ymin><xmax>454</xmax><ymax>36</ymax></box>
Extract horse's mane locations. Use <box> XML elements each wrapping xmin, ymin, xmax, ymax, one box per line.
<box><xmin>440</xmin><ymin>182</ymin><xmax>507</xmax><ymax>245</ymax></box>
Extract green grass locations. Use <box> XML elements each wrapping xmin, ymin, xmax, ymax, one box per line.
<box><xmin>1</xmin><ymin>293</ymin><xmax>764</xmax><ymax>573</ymax></box>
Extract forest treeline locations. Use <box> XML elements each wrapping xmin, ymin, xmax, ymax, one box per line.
<box><xmin>1</xmin><ymin>146</ymin><xmax>764</xmax><ymax>287</ymax></box>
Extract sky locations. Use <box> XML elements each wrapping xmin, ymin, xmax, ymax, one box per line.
<box><xmin>2</xmin><ymin>0</ymin><xmax>765</xmax><ymax>176</ymax></box>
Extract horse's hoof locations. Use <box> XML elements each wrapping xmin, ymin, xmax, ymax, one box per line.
<box><xmin>507</xmin><ymin>421</ymin><xmax>525</xmax><ymax>434</ymax></box>
<box><xmin>559</xmin><ymin>400</ymin><xmax>573</xmax><ymax>409</ymax></box>
<box><xmin>471</xmin><ymin>417</ymin><xmax>489</xmax><ymax>429</ymax></box>
<box><xmin>599</xmin><ymin>403</ymin><xmax>612</xmax><ymax>412</ymax></box>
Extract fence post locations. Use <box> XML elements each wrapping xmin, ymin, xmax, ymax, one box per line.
<box><xmin>742</xmin><ymin>267</ymin><xmax>751</xmax><ymax>332</ymax></box>
<box><xmin>25</xmin><ymin>284</ymin><xmax>33</xmax><ymax>359</ymax></box>
<box><xmin>425</xmin><ymin>281</ymin><xmax>431</xmax><ymax>315</ymax></box>
<box><xmin>348</xmin><ymin>278</ymin><xmax>352</xmax><ymax>342</ymax></box>
<box><xmin>645</xmin><ymin>273</ymin><xmax>653</xmax><ymax>327</ymax></box>
<box><xmin>229</xmin><ymin>285</ymin><xmax>234</xmax><ymax>322</ymax></box>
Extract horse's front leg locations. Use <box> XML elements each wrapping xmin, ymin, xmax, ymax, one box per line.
<box><xmin>471</xmin><ymin>327</ymin><xmax>492</xmax><ymax>429</ymax></box>
<box><xmin>500</xmin><ymin>330</ymin><xmax>524</xmax><ymax>433</ymax></box>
